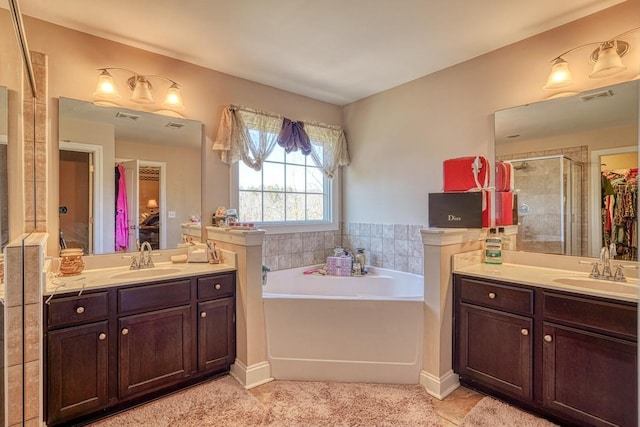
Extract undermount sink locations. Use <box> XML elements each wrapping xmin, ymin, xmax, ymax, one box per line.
<box><xmin>109</xmin><ymin>267</ymin><xmax>184</xmax><ymax>280</ymax></box>
<box><xmin>552</xmin><ymin>276</ymin><xmax>638</xmax><ymax>294</ymax></box>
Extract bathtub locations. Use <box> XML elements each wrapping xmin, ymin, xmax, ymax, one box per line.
<box><xmin>263</xmin><ymin>265</ymin><xmax>424</xmax><ymax>384</ymax></box>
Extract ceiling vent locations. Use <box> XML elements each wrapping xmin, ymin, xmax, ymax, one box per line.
<box><xmin>579</xmin><ymin>89</ymin><xmax>614</xmax><ymax>102</ymax></box>
<box><xmin>115</xmin><ymin>111</ymin><xmax>141</xmax><ymax>120</ymax></box>
<box><xmin>165</xmin><ymin>122</ymin><xmax>184</xmax><ymax>129</ymax></box>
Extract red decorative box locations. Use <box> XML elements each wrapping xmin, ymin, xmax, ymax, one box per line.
<box><xmin>495</xmin><ymin>161</ymin><xmax>514</xmax><ymax>192</ymax></box>
<box><xmin>496</xmin><ymin>191</ymin><xmax>516</xmax><ymax>226</ymax></box>
<box><xmin>443</xmin><ymin>156</ymin><xmax>490</xmax><ymax>192</ymax></box>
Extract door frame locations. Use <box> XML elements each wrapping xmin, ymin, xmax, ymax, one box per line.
<box><xmin>59</xmin><ymin>141</ymin><xmax>103</xmax><ymax>254</ymax></box>
<box><xmin>116</xmin><ymin>158</ymin><xmax>167</xmax><ymax>250</ymax></box>
<box><xmin>589</xmin><ymin>145</ymin><xmax>638</xmax><ymax>258</ymax></box>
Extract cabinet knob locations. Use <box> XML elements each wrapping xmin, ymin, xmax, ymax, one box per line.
<box><xmin>520</xmin><ymin>329</ymin><xmax>529</xmax><ymax>336</ymax></box>
<box><xmin>121</xmin><ymin>328</ymin><xmax>129</xmax><ymax>336</ymax></box>
<box><xmin>76</xmin><ymin>306</ymin><xmax>85</xmax><ymax>314</ymax></box>
<box><xmin>215</xmin><ymin>283</ymin><xmax>222</xmax><ymax>290</ymax></box>
<box><xmin>488</xmin><ymin>292</ymin><xmax>496</xmax><ymax>299</ymax></box>
<box><xmin>544</xmin><ymin>334</ymin><xmax>553</xmax><ymax>343</ymax></box>
<box><xmin>200</xmin><ymin>311</ymin><xmax>207</xmax><ymax>318</ymax></box>
<box><xmin>98</xmin><ymin>333</ymin><xmax>107</xmax><ymax>341</ymax></box>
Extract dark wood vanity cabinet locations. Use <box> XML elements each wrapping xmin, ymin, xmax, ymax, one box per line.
<box><xmin>44</xmin><ymin>271</ymin><xmax>236</xmax><ymax>426</ymax></box>
<box><xmin>453</xmin><ymin>274</ymin><xmax>638</xmax><ymax>427</ymax></box>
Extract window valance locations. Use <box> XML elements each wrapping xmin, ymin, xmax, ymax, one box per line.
<box><xmin>212</xmin><ymin>105</ymin><xmax>350</xmax><ymax>178</ymax></box>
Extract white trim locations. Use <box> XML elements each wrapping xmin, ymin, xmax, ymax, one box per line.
<box><xmin>229</xmin><ymin>359</ymin><xmax>273</xmax><ymax>389</ymax></box>
<box><xmin>589</xmin><ymin>146</ymin><xmax>637</xmax><ymax>258</ymax></box>
<box><xmin>60</xmin><ymin>141</ymin><xmax>103</xmax><ymax>254</ymax></box>
<box><xmin>420</xmin><ymin>370</ymin><xmax>459</xmax><ymax>400</ymax></box>
<box><xmin>421</xmin><ymin>228</ymin><xmax>485</xmax><ymax>246</ymax></box>
<box><xmin>0</xmin><ymin>134</ymin><xmax>7</xmax><ymax>144</ymax></box>
<box><xmin>139</xmin><ymin>160</ymin><xmax>167</xmax><ymax>249</ymax></box>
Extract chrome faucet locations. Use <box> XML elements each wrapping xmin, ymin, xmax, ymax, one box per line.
<box><xmin>599</xmin><ymin>244</ymin><xmax>613</xmax><ymax>278</ymax></box>
<box><xmin>137</xmin><ymin>241</ymin><xmax>154</xmax><ymax>269</ymax></box>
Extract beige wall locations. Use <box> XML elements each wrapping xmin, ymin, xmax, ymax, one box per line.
<box><xmin>342</xmin><ymin>0</ymin><xmax>640</xmax><ymax>225</ymax></box>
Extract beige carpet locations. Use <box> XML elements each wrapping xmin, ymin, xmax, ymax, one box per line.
<box><xmin>461</xmin><ymin>397</ymin><xmax>559</xmax><ymax>427</ymax></box>
<box><xmin>89</xmin><ymin>375</ymin><xmax>555</xmax><ymax>426</ymax></box>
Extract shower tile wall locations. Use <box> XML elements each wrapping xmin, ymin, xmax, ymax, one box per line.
<box><xmin>263</xmin><ymin>223</ymin><xmax>424</xmax><ymax>275</ymax></box>
<box><xmin>497</xmin><ymin>145</ymin><xmax>588</xmax><ymax>256</ymax></box>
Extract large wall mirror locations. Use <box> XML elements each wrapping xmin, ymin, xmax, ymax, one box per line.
<box><xmin>59</xmin><ymin>97</ymin><xmax>203</xmax><ymax>254</ymax></box>
<box><xmin>495</xmin><ymin>80</ymin><xmax>638</xmax><ymax>260</ymax></box>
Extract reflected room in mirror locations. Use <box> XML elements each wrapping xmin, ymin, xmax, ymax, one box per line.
<box><xmin>495</xmin><ymin>80</ymin><xmax>638</xmax><ymax>260</ymax></box>
<box><xmin>59</xmin><ymin>97</ymin><xmax>203</xmax><ymax>255</ymax></box>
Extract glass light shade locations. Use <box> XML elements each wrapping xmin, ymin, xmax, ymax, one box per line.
<box><xmin>130</xmin><ymin>77</ymin><xmax>155</xmax><ymax>104</ymax></box>
<box><xmin>162</xmin><ymin>83</ymin><xmax>185</xmax><ymax>111</ymax></box>
<box><xmin>543</xmin><ymin>58</ymin><xmax>573</xmax><ymax>90</ymax></box>
<box><xmin>589</xmin><ymin>42</ymin><xmax>627</xmax><ymax>78</ymax></box>
<box><xmin>93</xmin><ymin>70</ymin><xmax>121</xmax><ymax>100</ymax></box>
<box><xmin>146</xmin><ymin>199</ymin><xmax>159</xmax><ymax>209</ymax></box>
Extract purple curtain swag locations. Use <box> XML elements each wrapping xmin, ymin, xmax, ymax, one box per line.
<box><xmin>277</xmin><ymin>118</ymin><xmax>312</xmax><ymax>155</ymax></box>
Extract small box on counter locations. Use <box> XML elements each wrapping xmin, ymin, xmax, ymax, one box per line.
<box><xmin>428</xmin><ymin>191</ymin><xmax>490</xmax><ymax>228</ymax></box>
<box><xmin>326</xmin><ymin>256</ymin><xmax>353</xmax><ymax>276</ymax></box>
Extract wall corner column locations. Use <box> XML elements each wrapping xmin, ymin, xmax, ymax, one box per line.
<box><xmin>206</xmin><ymin>227</ymin><xmax>272</xmax><ymax>389</ymax></box>
<box><xmin>420</xmin><ymin>228</ymin><xmax>484</xmax><ymax>400</ymax></box>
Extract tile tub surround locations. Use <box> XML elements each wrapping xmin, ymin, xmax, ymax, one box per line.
<box><xmin>263</xmin><ymin>223</ymin><xmax>425</xmax><ymax>274</ymax></box>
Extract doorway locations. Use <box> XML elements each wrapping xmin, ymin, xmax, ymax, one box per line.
<box><xmin>590</xmin><ymin>146</ymin><xmax>638</xmax><ymax>260</ymax></box>
<box><xmin>59</xmin><ymin>150</ymin><xmax>93</xmax><ymax>254</ymax></box>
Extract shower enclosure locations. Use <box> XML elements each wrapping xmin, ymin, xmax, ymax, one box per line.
<box><xmin>510</xmin><ymin>155</ymin><xmax>583</xmax><ymax>256</ymax></box>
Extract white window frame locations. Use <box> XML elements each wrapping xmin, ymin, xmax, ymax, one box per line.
<box><xmin>230</xmin><ymin>158</ymin><xmax>341</xmax><ymax>235</ymax></box>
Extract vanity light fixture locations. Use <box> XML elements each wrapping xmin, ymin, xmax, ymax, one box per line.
<box><xmin>93</xmin><ymin>67</ymin><xmax>185</xmax><ymax>111</ymax></box>
<box><xmin>543</xmin><ymin>27</ymin><xmax>639</xmax><ymax>91</ymax></box>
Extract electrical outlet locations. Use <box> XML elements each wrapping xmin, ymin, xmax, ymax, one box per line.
<box><xmin>168</xmin><ymin>211</ymin><xmax>176</xmax><ymax>218</ymax></box>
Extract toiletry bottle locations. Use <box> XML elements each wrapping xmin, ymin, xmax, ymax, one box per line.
<box><xmin>485</xmin><ymin>228</ymin><xmax>502</xmax><ymax>265</ymax></box>
<box><xmin>355</xmin><ymin>248</ymin><xmax>366</xmax><ymax>275</ymax></box>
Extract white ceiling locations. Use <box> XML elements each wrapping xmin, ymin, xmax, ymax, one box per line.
<box><xmin>14</xmin><ymin>0</ymin><xmax>628</xmax><ymax>105</ymax></box>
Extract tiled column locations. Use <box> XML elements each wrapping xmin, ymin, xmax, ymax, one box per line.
<box><xmin>206</xmin><ymin>227</ymin><xmax>271</xmax><ymax>388</ymax></box>
<box><xmin>419</xmin><ymin>228</ymin><xmax>484</xmax><ymax>400</ymax></box>
<box><xmin>4</xmin><ymin>233</ymin><xmax>47</xmax><ymax>427</ymax></box>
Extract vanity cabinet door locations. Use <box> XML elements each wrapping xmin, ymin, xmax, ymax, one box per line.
<box><xmin>47</xmin><ymin>321</ymin><xmax>109</xmax><ymax>426</ymax></box>
<box><xmin>197</xmin><ymin>297</ymin><xmax>235</xmax><ymax>373</ymax></box>
<box><xmin>118</xmin><ymin>305</ymin><xmax>192</xmax><ymax>400</ymax></box>
<box><xmin>456</xmin><ymin>303</ymin><xmax>533</xmax><ymax>402</ymax></box>
<box><xmin>542</xmin><ymin>323</ymin><xmax>637</xmax><ymax>427</ymax></box>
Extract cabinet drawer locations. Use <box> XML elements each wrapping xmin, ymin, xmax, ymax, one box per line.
<box><xmin>47</xmin><ymin>292</ymin><xmax>109</xmax><ymax>329</ymax></box>
<box><xmin>458</xmin><ymin>277</ymin><xmax>533</xmax><ymax>315</ymax></box>
<box><xmin>543</xmin><ymin>292</ymin><xmax>637</xmax><ymax>340</ymax></box>
<box><xmin>118</xmin><ymin>279</ymin><xmax>192</xmax><ymax>314</ymax></box>
<box><xmin>198</xmin><ymin>273</ymin><xmax>235</xmax><ymax>300</ymax></box>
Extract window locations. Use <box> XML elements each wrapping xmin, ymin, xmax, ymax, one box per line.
<box><xmin>235</xmin><ymin>130</ymin><xmax>338</xmax><ymax>230</ymax></box>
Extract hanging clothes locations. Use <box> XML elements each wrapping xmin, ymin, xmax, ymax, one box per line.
<box><xmin>115</xmin><ymin>164</ymin><xmax>128</xmax><ymax>252</ymax></box>
<box><xmin>602</xmin><ymin>169</ymin><xmax>638</xmax><ymax>261</ymax></box>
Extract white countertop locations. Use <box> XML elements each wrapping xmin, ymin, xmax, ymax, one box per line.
<box><xmin>44</xmin><ymin>261</ymin><xmax>235</xmax><ymax>296</ymax></box>
<box><xmin>453</xmin><ymin>262</ymin><xmax>638</xmax><ymax>303</ymax></box>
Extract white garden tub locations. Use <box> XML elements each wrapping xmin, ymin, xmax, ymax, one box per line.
<box><xmin>263</xmin><ymin>265</ymin><xmax>424</xmax><ymax>384</ymax></box>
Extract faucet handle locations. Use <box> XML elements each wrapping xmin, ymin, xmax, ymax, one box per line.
<box><xmin>580</xmin><ymin>260</ymin><xmax>601</xmax><ymax>278</ymax></box>
<box><xmin>613</xmin><ymin>264</ymin><xmax>626</xmax><ymax>282</ymax></box>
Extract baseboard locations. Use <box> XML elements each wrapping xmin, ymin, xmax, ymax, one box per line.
<box><xmin>420</xmin><ymin>369</ymin><xmax>459</xmax><ymax>400</ymax></box>
<box><xmin>230</xmin><ymin>360</ymin><xmax>273</xmax><ymax>389</ymax></box>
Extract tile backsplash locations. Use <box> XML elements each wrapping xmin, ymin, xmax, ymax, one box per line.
<box><xmin>263</xmin><ymin>222</ymin><xmax>425</xmax><ymax>275</ymax></box>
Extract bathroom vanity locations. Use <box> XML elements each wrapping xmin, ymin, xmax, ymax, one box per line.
<box><xmin>453</xmin><ymin>265</ymin><xmax>637</xmax><ymax>427</ymax></box>
<box><xmin>44</xmin><ymin>268</ymin><xmax>236</xmax><ymax>426</ymax></box>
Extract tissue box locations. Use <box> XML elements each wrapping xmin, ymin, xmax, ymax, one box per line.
<box><xmin>428</xmin><ymin>191</ymin><xmax>490</xmax><ymax>228</ymax></box>
<box><xmin>326</xmin><ymin>256</ymin><xmax>352</xmax><ymax>276</ymax></box>
<box><xmin>187</xmin><ymin>244</ymin><xmax>209</xmax><ymax>263</ymax></box>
